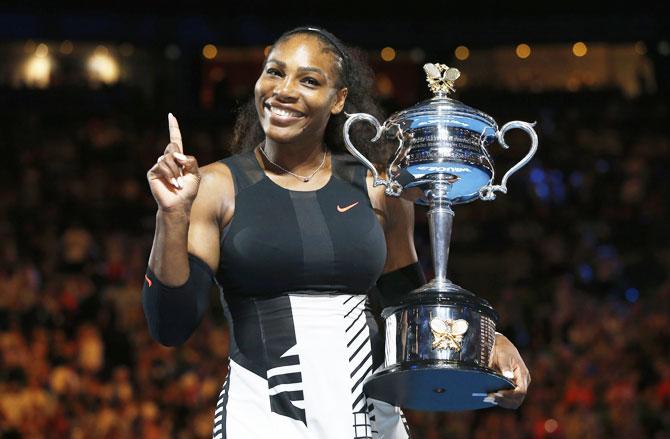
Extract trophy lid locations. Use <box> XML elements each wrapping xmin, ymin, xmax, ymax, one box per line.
<box><xmin>385</xmin><ymin>64</ymin><xmax>497</xmax><ymax>139</ymax></box>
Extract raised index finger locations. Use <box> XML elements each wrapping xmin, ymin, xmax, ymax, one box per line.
<box><xmin>168</xmin><ymin>112</ymin><xmax>183</xmax><ymax>153</ymax></box>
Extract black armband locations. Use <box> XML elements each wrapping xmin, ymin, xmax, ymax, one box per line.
<box><xmin>375</xmin><ymin>262</ymin><xmax>426</xmax><ymax>308</ymax></box>
<box><xmin>142</xmin><ymin>254</ymin><xmax>214</xmax><ymax>347</ymax></box>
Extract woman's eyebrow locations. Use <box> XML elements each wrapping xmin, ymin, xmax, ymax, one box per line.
<box><xmin>266</xmin><ymin>58</ymin><xmax>285</xmax><ymax>68</ymax></box>
<box><xmin>298</xmin><ymin>66</ymin><xmax>325</xmax><ymax>76</ymax></box>
<box><xmin>266</xmin><ymin>59</ymin><xmax>325</xmax><ymax>77</ymax></box>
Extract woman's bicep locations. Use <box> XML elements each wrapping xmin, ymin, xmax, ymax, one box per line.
<box><xmin>187</xmin><ymin>164</ymin><xmax>233</xmax><ymax>272</ymax></box>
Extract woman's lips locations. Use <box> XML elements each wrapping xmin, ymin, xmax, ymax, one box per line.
<box><xmin>265</xmin><ymin>103</ymin><xmax>304</xmax><ymax>125</ymax></box>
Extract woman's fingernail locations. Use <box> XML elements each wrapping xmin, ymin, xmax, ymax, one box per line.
<box><xmin>177</xmin><ymin>176</ymin><xmax>184</xmax><ymax>188</ymax></box>
<box><xmin>483</xmin><ymin>396</ymin><xmax>497</xmax><ymax>405</ymax></box>
<box><xmin>494</xmin><ymin>392</ymin><xmax>505</xmax><ymax>398</ymax></box>
<box><xmin>170</xmin><ymin>177</ymin><xmax>179</xmax><ymax>188</ymax></box>
<box><xmin>503</xmin><ymin>370</ymin><xmax>515</xmax><ymax>379</ymax></box>
<box><xmin>174</xmin><ymin>152</ymin><xmax>187</xmax><ymax>161</ymax></box>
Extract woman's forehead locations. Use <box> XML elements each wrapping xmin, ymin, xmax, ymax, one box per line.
<box><xmin>268</xmin><ymin>35</ymin><xmax>339</xmax><ymax>76</ymax></box>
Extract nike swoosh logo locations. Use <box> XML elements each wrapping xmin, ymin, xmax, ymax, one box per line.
<box><xmin>337</xmin><ymin>201</ymin><xmax>359</xmax><ymax>213</ymax></box>
<box><xmin>144</xmin><ymin>274</ymin><xmax>152</xmax><ymax>287</ymax></box>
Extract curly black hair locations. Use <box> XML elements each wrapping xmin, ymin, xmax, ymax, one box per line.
<box><xmin>230</xmin><ymin>26</ymin><xmax>392</xmax><ymax>165</ymax></box>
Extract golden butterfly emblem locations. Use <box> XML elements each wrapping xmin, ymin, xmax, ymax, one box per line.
<box><xmin>423</xmin><ymin>63</ymin><xmax>461</xmax><ymax>95</ymax></box>
<box><xmin>430</xmin><ymin>317</ymin><xmax>469</xmax><ymax>351</ymax></box>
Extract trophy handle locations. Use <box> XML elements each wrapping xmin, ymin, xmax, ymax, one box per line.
<box><xmin>343</xmin><ymin>113</ymin><xmax>402</xmax><ymax>197</ymax></box>
<box><xmin>479</xmin><ymin>121</ymin><xmax>538</xmax><ymax>201</ymax></box>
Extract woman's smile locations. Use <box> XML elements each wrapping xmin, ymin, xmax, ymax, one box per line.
<box><xmin>264</xmin><ymin>101</ymin><xmax>305</xmax><ymax>125</ymax></box>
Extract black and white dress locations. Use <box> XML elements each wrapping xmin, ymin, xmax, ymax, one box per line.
<box><xmin>212</xmin><ymin>151</ymin><xmax>410</xmax><ymax>438</ymax></box>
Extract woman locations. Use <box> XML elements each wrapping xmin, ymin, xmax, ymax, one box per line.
<box><xmin>142</xmin><ymin>27</ymin><xmax>530</xmax><ymax>438</ymax></box>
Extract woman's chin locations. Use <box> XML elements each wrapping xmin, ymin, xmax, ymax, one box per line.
<box><xmin>263</xmin><ymin>127</ymin><xmax>304</xmax><ymax>145</ymax></box>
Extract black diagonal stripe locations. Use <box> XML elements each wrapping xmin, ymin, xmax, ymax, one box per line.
<box><xmin>344</xmin><ymin>297</ymin><xmax>366</xmax><ymax>318</ymax></box>
<box><xmin>349</xmin><ymin>335</ymin><xmax>370</xmax><ymax>361</ymax></box>
<box><xmin>343</xmin><ymin>295</ymin><xmax>356</xmax><ymax>305</ymax></box>
<box><xmin>351</xmin><ymin>364</ymin><xmax>374</xmax><ymax>393</ymax></box>
<box><xmin>268</xmin><ymin>372</ymin><xmax>303</xmax><ymax>388</ymax></box>
<box><xmin>350</xmin><ymin>351</ymin><xmax>372</xmax><ymax>379</ymax></box>
<box><xmin>352</xmin><ymin>391</ymin><xmax>366</xmax><ymax>409</ymax></box>
<box><xmin>346</xmin><ymin>308</ymin><xmax>365</xmax><ymax>332</ymax></box>
<box><xmin>347</xmin><ymin>324</ymin><xmax>367</xmax><ymax>348</ymax></box>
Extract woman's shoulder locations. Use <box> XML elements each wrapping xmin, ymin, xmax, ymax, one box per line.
<box><xmin>196</xmin><ymin>160</ymin><xmax>235</xmax><ymax>215</ymax></box>
<box><xmin>199</xmin><ymin>159</ymin><xmax>234</xmax><ymax>191</ymax></box>
<box><xmin>196</xmin><ymin>161</ymin><xmax>235</xmax><ymax>224</ymax></box>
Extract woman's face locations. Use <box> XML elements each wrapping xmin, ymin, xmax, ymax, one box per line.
<box><xmin>254</xmin><ymin>34</ymin><xmax>348</xmax><ymax>146</ymax></box>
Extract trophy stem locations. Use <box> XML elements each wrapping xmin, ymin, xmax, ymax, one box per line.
<box><xmin>426</xmin><ymin>180</ymin><xmax>455</xmax><ymax>287</ymax></box>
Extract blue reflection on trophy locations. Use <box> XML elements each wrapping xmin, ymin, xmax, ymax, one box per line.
<box><xmin>343</xmin><ymin>63</ymin><xmax>538</xmax><ymax>411</ymax></box>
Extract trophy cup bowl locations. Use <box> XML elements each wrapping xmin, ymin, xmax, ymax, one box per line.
<box><xmin>343</xmin><ymin>64</ymin><xmax>538</xmax><ymax>411</ymax></box>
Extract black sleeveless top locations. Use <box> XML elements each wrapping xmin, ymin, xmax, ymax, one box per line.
<box><xmin>216</xmin><ymin>150</ymin><xmax>387</xmax><ymax>298</ymax></box>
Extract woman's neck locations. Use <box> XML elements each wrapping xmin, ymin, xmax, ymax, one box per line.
<box><xmin>261</xmin><ymin>138</ymin><xmax>328</xmax><ymax>175</ymax></box>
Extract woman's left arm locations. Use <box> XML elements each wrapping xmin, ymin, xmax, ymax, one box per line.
<box><xmin>381</xmin><ymin>195</ymin><xmax>419</xmax><ymax>273</ymax></box>
<box><xmin>369</xmin><ymin>184</ymin><xmax>424</xmax><ymax>308</ymax></box>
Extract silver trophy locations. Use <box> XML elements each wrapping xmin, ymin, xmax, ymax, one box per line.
<box><xmin>343</xmin><ymin>63</ymin><xmax>538</xmax><ymax>411</ymax></box>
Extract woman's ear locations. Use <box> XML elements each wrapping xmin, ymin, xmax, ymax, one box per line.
<box><xmin>331</xmin><ymin>87</ymin><xmax>349</xmax><ymax>115</ymax></box>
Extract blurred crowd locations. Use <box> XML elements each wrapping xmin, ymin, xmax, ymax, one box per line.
<box><xmin>0</xmin><ymin>83</ymin><xmax>668</xmax><ymax>438</ymax></box>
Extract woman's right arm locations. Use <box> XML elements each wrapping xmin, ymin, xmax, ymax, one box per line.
<box><xmin>147</xmin><ymin>163</ymin><xmax>225</xmax><ymax>283</ymax></box>
<box><xmin>143</xmin><ymin>114</ymin><xmax>233</xmax><ymax>345</ymax></box>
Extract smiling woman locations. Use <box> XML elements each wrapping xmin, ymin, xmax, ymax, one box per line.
<box><xmin>256</xmin><ymin>39</ymin><xmax>346</xmax><ymax>147</ymax></box>
<box><xmin>232</xmin><ymin>27</ymin><xmax>389</xmax><ymax>167</ymax></box>
<box><xmin>142</xmin><ymin>25</ymin><xmax>530</xmax><ymax>439</ymax></box>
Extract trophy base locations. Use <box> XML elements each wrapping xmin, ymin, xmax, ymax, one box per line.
<box><xmin>363</xmin><ymin>361</ymin><xmax>514</xmax><ymax>411</ymax></box>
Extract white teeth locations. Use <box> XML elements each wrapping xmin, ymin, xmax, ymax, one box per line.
<box><xmin>269</xmin><ymin>106</ymin><xmax>302</xmax><ymax>118</ymax></box>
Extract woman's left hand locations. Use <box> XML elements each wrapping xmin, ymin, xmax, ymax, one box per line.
<box><xmin>487</xmin><ymin>333</ymin><xmax>531</xmax><ymax>409</ymax></box>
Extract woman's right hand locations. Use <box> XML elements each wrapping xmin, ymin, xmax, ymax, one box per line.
<box><xmin>147</xmin><ymin>113</ymin><xmax>201</xmax><ymax>213</ymax></box>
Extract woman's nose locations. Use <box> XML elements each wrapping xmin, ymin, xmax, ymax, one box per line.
<box><xmin>273</xmin><ymin>77</ymin><xmax>299</xmax><ymax>100</ymax></box>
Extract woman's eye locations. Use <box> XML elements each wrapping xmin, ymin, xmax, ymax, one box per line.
<box><xmin>303</xmin><ymin>77</ymin><xmax>320</xmax><ymax>86</ymax></box>
<box><xmin>266</xmin><ymin>68</ymin><xmax>282</xmax><ymax>76</ymax></box>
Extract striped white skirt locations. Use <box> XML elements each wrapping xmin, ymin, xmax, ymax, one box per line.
<box><xmin>212</xmin><ymin>293</ymin><xmax>410</xmax><ymax>438</ymax></box>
